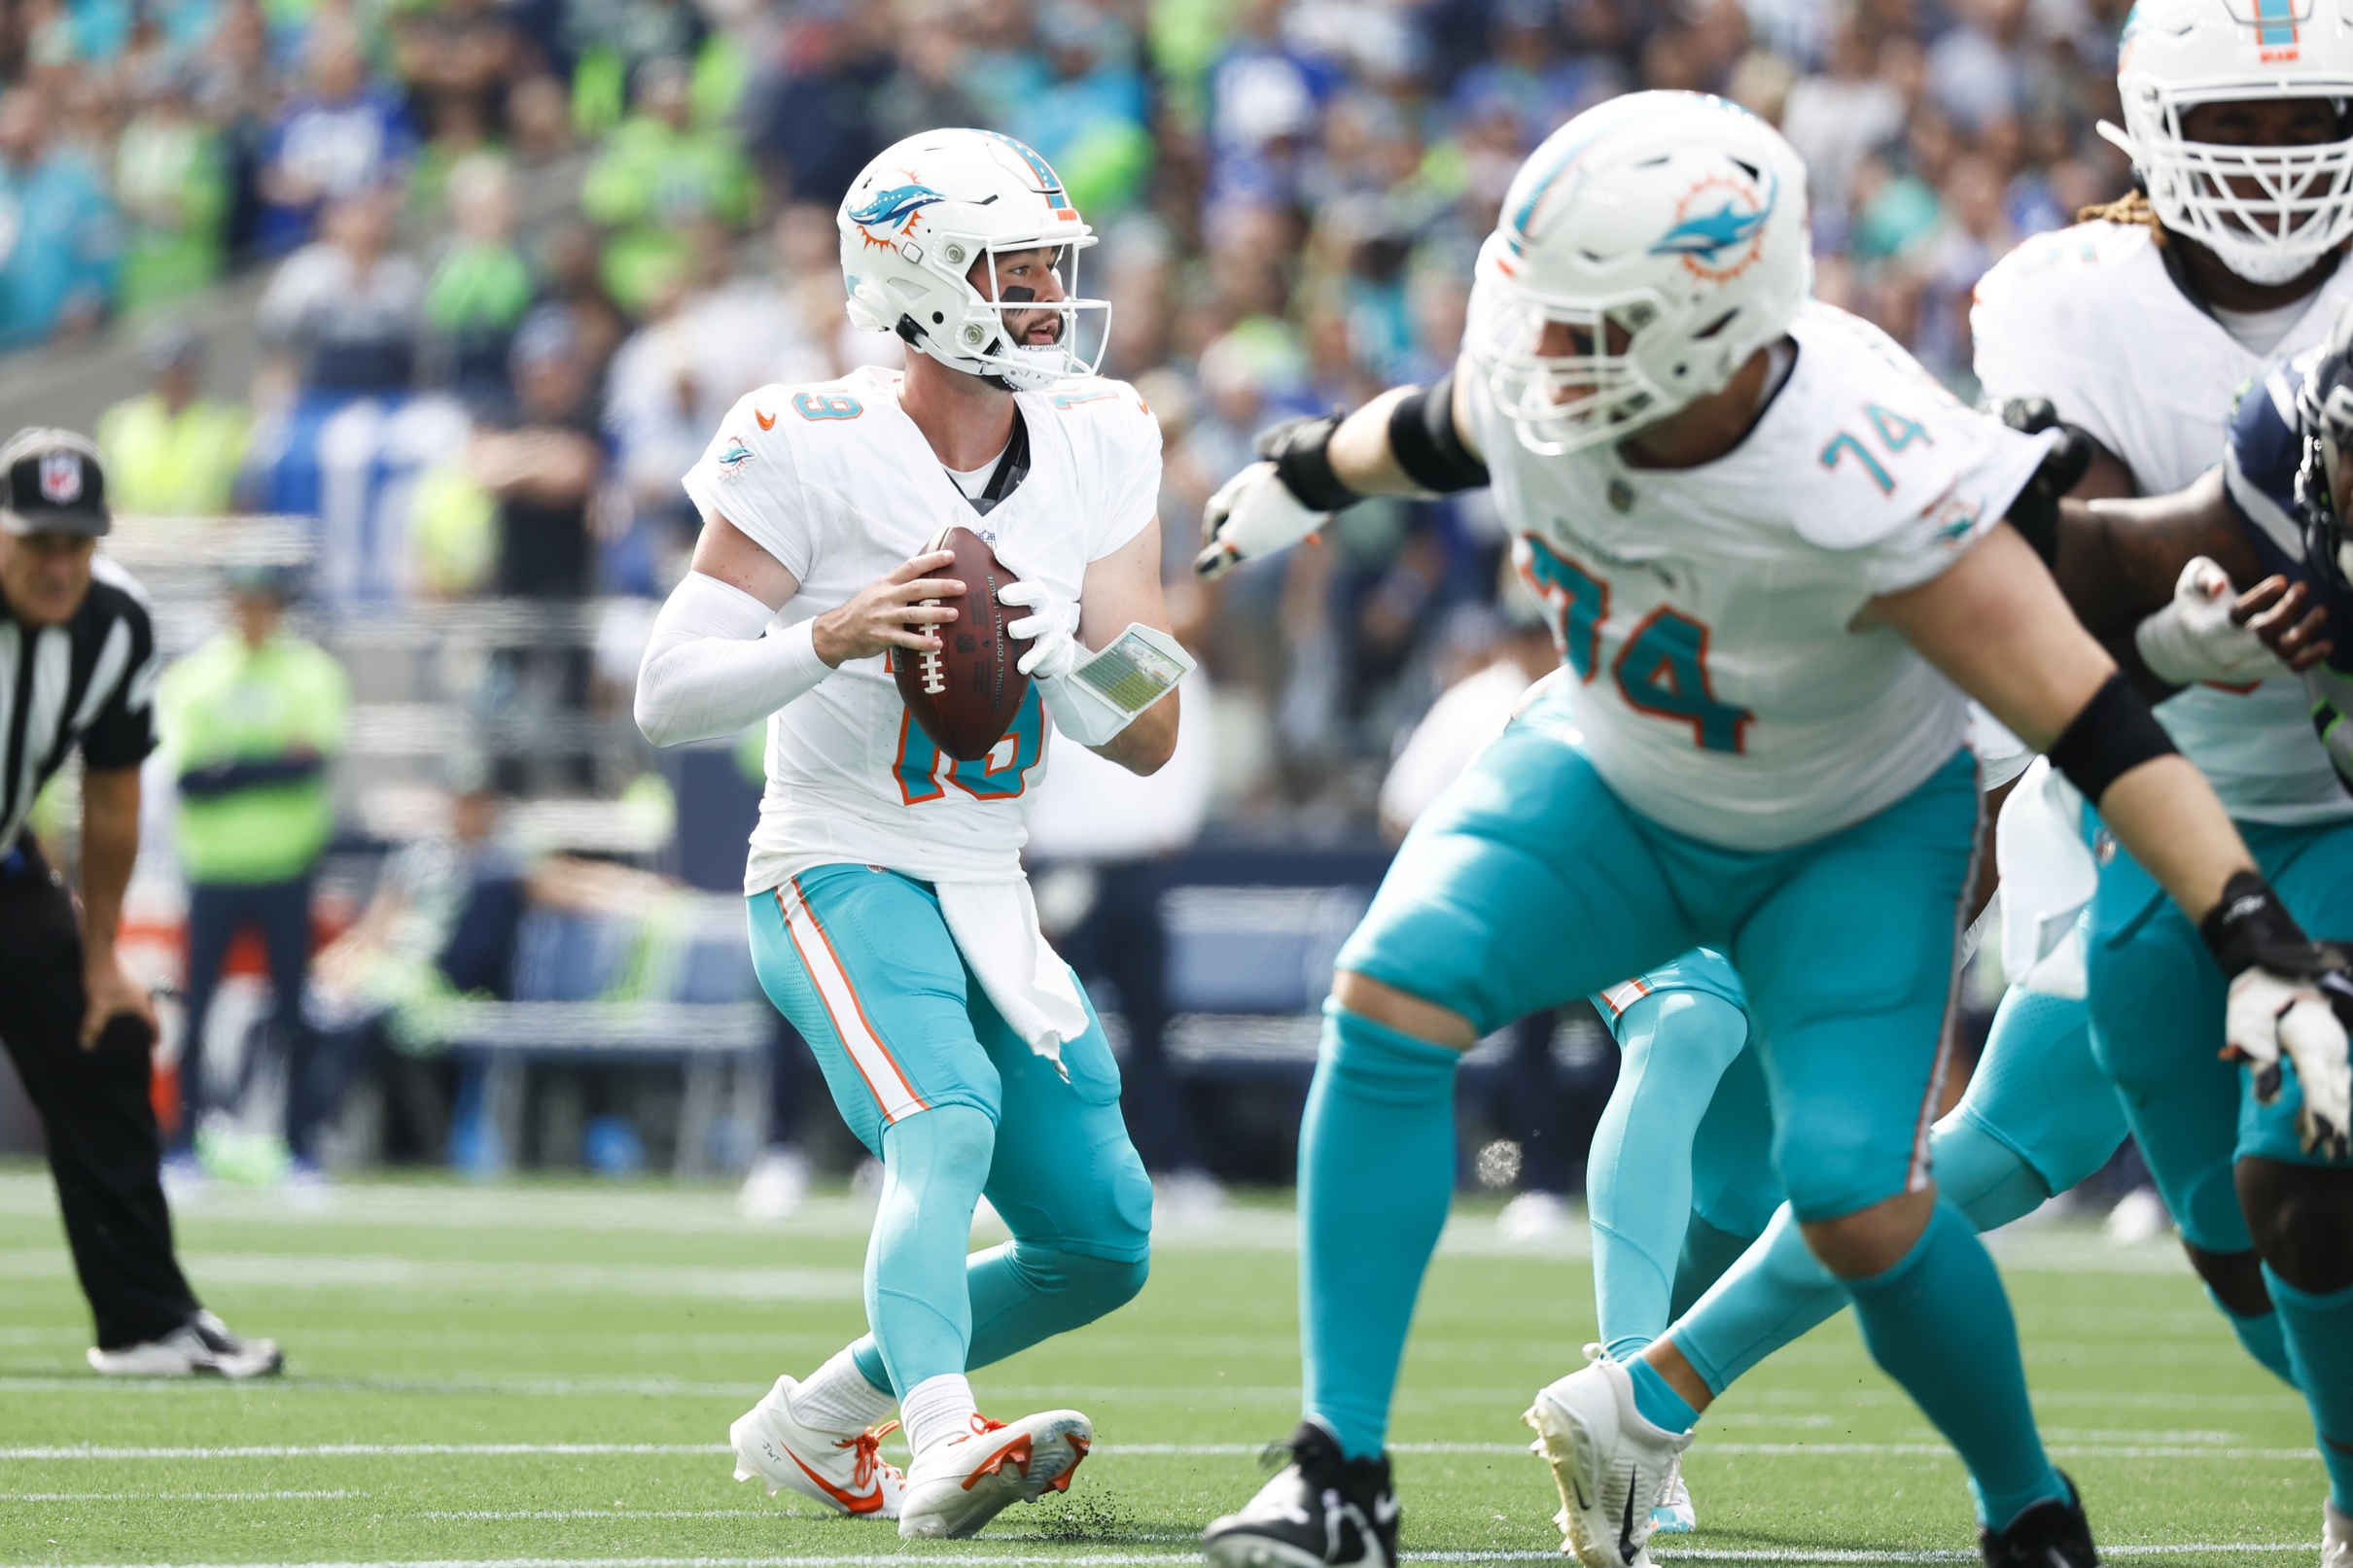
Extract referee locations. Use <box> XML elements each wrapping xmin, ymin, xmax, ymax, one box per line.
<box><xmin>0</xmin><ymin>429</ymin><xmax>280</xmax><ymax>1377</ymax></box>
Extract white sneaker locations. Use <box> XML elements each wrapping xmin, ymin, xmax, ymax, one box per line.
<box><xmin>730</xmin><ymin>1375</ymin><xmax>903</xmax><ymax>1517</ymax></box>
<box><xmin>88</xmin><ymin>1311</ymin><xmax>283</xmax><ymax>1378</ymax></box>
<box><xmin>1525</xmin><ymin>1349</ymin><xmax>1691</xmax><ymax>1568</ymax></box>
<box><xmin>737</xmin><ymin>1147</ymin><xmax>810</xmax><ymax>1222</ymax></box>
<box><xmin>1647</xmin><ymin>1455</ymin><xmax>1696</xmax><ymax>1534</ymax></box>
<box><xmin>1498</xmin><ymin>1190</ymin><xmax>1575</xmax><ymax>1242</ymax></box>
<box><xmin>2324</xmin><ymin>1498</ymin><xmax>2350</xmax><ymax>1568</ymax></box>
<box><xmin>897</xmin><ymin>1409</ymin><xmax>1093</xmax><ymax>1539</ymax></box>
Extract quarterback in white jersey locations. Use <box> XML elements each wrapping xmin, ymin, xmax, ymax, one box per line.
<box><xmin>1193</xmin><ymin>90</ymin><xmax>2353</xmax><ymax>1568</ymax></box>
<box><xmin>633</xmin><ymin>128</ymin><xmax>1182</xmax><ymax>1542</ymax></box>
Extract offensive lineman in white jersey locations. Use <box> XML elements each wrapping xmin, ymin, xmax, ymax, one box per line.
<box><xmin>632</xmin><ymin>127</ymin><xmax>1187</xmax><ymax>1541</ymax></box>
<box><xmin>1189</xmin><ymin>90</ymin><xmax>2353</xmax><ymax>1568</ymax></box>
<box><xmin>1489</xmin><ymin>3</ymin><xmax>2353</xmax><ymax>1541</ymax></box>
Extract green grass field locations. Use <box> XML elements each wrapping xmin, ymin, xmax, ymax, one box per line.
<box><xmin>0</xmin><ymin>1165</ymin><xmax>2327</xmax><ymax>1567</ymax></box>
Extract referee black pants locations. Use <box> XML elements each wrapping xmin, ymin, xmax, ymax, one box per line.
<box><xmin>0</xmin><ymin>841</ymin><xmax>198</xmax><ymax>1348</ymax></box>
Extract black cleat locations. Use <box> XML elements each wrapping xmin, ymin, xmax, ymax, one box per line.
<box><xmin>1203</xmin><ymin>1419</ymin><xmax>1399</xmax><ymax>1568</ymax></box>
<box><xmin>1981</xmin><ymin>1474</ymin><xmax>2098</xmax><ymax>1568</ymax></box>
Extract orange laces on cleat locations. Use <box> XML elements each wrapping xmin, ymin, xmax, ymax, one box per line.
<box><xmin>839</xmin><ymin>1419</ymin><xmax>901</xmax><ymax>1489</ymax></box>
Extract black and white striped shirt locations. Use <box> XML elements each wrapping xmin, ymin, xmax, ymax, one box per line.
<box><xmin>0</xmin><ymin>555</ymin><xmax>160</xmax><ymax>852</ymax></box>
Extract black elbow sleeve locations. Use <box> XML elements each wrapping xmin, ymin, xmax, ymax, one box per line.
<box><xmin>2048</xmin><ymin>672</ymin><xmax>2179</xmax><ymax>804</ymax></box>
<box><xmin>1387</xmin><ymin>374</ymin><xmax>1491</xmax><ymax>495</ymax></box>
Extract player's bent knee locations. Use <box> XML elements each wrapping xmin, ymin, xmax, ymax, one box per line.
<box><xmin>1331</xmin><ymin>969</ymin><xmax>1478</xmax><ymax>1051</ymax></box>
<box><xmin>1798</xmin><ymin>1187</ymin><xmax>1936</xmax><ymax>1280</ymax></box>
<box><xmin>2182</xmin><ymin>1241</ymin><xmax>2273</xmax><ymax>1317</ymax></box>
<box><xmin>2237</xmin><ymin>1158</ymin><xmax>2353</xmax><ymax>1294</ymax></box>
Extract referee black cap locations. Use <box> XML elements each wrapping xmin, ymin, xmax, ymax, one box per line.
<box><xmin>0</xmin><ymin>429</ymin><xmax>111</xmax><ymax>540</ymax></box>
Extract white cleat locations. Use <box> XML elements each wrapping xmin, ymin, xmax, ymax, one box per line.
<box><xmin>897</xmin><ymin>1409</ymin><xmax>1093</xmax><ymax>1540</ymax></box>
<box><xmin>2325</xmin><ymin>1498</ymin><xmax>2351</xmax><ymax>1568</ymax></box>
<box><xmin>87</xmin><ymin>1311</ymin><xmax>282</xmax><ymax>1378</ymax></box>
<box><xmin>729</xmin><ymin>1375</ymin><xmax>904</xmax><ymax>1518</ymax></box>
<box><xmin>1647</xmin><ymin>1455</ymin><xmax>1696</xmax><ymax>1535</ymax></box>
<box><xmin>1525</xmin><ymin>1348</ymin><xmax>1691</xmax><ymax>1568</ymax></box>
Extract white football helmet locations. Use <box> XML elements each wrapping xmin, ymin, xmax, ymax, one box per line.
<box><xmin>2104</xmin><ymin>0</ymin><xmax>2353</xmax><ymax>287</ymax></box>
<box><xmin>1468</xmin><ymin>90</ymin><xmax>1811</xmax><ymax>457</ymax></box>
<box><xmin>838</xmin><ymin>128</ymin><xmax>1107</xmax><ymax>393</ymax></box>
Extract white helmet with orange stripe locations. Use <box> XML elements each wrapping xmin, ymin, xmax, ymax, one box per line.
<box><xmin>2104</xmin><ymin>0</ymin><xmax>2353</xmax><ymax>288</ymax></box>
<box><xmin>1468</xmin><ymin>90</ymin><xmax>1811</xmax><ymax>456</ymax></box>
<box><xmin>838</xmin><ymin>128</ymin><xmax>1108</xmax><ymax>393</ymax></box>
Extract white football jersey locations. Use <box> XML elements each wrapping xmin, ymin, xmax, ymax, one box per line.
<box><xmin>681</xmin><ymin>365</ymin><xmax>1162</xmax><ymax>893</ymax></box>
<box><xmin>1973</xmin><ymin>218</ymin><xmax>2353</xmax><ymax>825</ymax></box>
<box><xmin>1476</xmin><ymin>299</ymin><xmax>2052</xmax><ymax>852</ymax></box>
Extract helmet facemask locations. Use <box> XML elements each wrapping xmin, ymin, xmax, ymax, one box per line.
<box><xmin>916</xmin><ymin>233</ymin><xmax>1109</xmax><ymax>392</ymax></box>
<box><xmin>2108</xmin><ymin>89</ymin><xmax>2353</xmax><ymax>287</ymax></box>
<box><xmin>1471</xmin><ymin>285</ymin><xmax>1679</xmax><ymax>456</ymax></box>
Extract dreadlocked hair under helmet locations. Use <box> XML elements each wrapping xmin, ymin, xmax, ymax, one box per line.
<box><xmin>2076</xmin><ymin>188</ymin><xmax>2166</xmax><ymax>245</ymax></box>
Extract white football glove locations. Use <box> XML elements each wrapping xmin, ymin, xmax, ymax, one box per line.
<box><xmin>1196</xmin><ymin>461</ymin><xmax>1329</xmax><ymax>580</ymax></box>
<box><xmin>999</xmin><ymin>579</ymin><xmax>1081</xmax><ymax>679</ymax></box>
<box><xmin>2205</xmin><ymin>871</ymin><xmax>2353</xmax><ymax>1159</ymax></box>
<box><xmin>2225</xmin><ymin>967</ymin><xmax>2353</xmax><ymax>1160</ymax></box>
<box><xmin>2132</xmin><ymin>556</ymin><xmax>2287</xmax><ymax>686</ymax></box>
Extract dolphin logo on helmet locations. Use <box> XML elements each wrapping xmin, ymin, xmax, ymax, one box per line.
<box><xmin>847</xmin><ymin>184</ymin><xmax>946</xmax><ymax>232</ymax></box>
<box><xmin>1650</xmin><ymin>174</ymin><xmax>1776</xmax><ymax>266</ymax></box>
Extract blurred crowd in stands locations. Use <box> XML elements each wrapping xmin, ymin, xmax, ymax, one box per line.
<box><xmin>3</xmin><ymin>0</ymin><xmax>2135</xmax><ymax>817</ymax></box>
<box><xmin>0</xmin><ymin>0</ymin><xmax>2135</xmax><ymax>1201</ymax></box>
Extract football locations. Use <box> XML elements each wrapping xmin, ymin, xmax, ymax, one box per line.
<box><xmin>892</xmin><ymin>524</ymin><xmax>1032</xmax><ymax>762</ymax></box>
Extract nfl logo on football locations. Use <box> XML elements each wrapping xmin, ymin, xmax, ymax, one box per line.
<box><xmin>38</xmin><ymin>451</ymin><xmax>81</xmax><ymax>505</ymax></box>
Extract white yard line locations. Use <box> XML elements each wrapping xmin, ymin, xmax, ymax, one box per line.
<box><xmin>0</xmin><ymin>1441</ymin><xmax>2318</xmax><ymax>1463</ymax></box>
<box><xmin>6</xmin><ymin>1490</ymin><xmax>362</xmax><ymax>1501</ymax></box>
<box><xmin>21</xmin><ymin>1549</ymin><xmax>2323</xmax><ymax>1568</ymax></box>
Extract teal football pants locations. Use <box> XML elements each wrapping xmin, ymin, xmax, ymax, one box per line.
<box><xmin>748</xmin><ymin>866</ymin><xmax>1151</xmax><ymax>1398</ymax></box>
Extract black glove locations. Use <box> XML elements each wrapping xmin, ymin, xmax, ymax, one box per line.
<box><xmin>1992</xmin><ymin>398</ymin><xmax>2095</xmax><ymax>567</ymax></box>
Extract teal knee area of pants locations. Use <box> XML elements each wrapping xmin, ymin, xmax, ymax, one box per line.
<box><xmin>1964</xmin><ymin>987</ymin><xmax>2123</xmax><ymax>1197</ymax></box>
<box><xmin>2263</xmin><ymin>1266</ymin><xmax>2353</xmax><ymax>1511</ymax></box>
<box><xmin>1669</xmin><ymin>1211</ymin><xmax>1760</xmax><ymax>1322</ymax></box>
<box><xmin>867</xmin><ymin>1104</ymin><xmax>998</xmax><ymax>1398</ymax></box>
<box><xmin>1301</xmin><ymin>1003</ymin><xmax>1460</xmax><ymax>1460</ymax></box>
<box><xmin>1669</xmin><ymin>1205</ymin><xmax>1843</xmax><ymax>1395</ymax></box>
<box><xmin>1844</xmin><ymin>1200</ymin><xmax>2061</xmax><ymax>1529</ymax></box>
<box><xmin>965</xmin><ymin>1242</ymin><xmax>1151</xmax><ymax>1372</ymax></box>
<box><xmin>1934</xmin><ymin>1111</ymin><xmax>2056</xmax><ymax>1234</ymax></box>
<box><xmin>2202</xmin><ymin>1290</ymin><xmax>2297</xmax><ymax>1388</ymax></box>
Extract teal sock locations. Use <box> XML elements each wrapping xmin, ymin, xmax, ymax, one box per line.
<box><xmin>1672</xmin><ymin>1204</ymin><xmax>1844</xmax><ymax>1393</ymax></box>
<box><xmin>965</xmin><ymin>1242</ymin><xmax>1150</xmax><ymax>1370</ymax></box>
<box><xmin>2264</xmin><ymin>1266</ymin><xmax>2353</xmax><ymax>1511</ymax></box>
<box><xmin>1668</xmin><ymin>1211</ymin><xmax>1758</xmax><ymax>1320</ymax></box>
<box><xmin>1589</xmin><ymin>991</ymin><xmax>1749</xmax><ymax>1360</ymax></box>
<box><xmin>1672</xmin><ymin>1112</ymin><xmax>2058</xmax><ymax>1395</ymax></box>
<box><xmin>865</xmin><ymin>1104</ymin><xmax>997</xmax><ymax>1398</ymax></box>
<box><xmin>1844</xmin><ymin>1198</ymin><xmax>2064</xmax><ymax>1529</ymax></box>
<box><xmin>1627</xmin><ymin>1356</ymin><xmax>1699</xmax><ymax>1434</ymax></box>
<box><xmin>1300</xmin><ymin>1001</ymin><xmax>1460</xmax><ymax>1460</ymax></box>
<box><xmin>2204</xmin><ymin>1288</ymin><xmax>2297</xmax><ymax>1388</ymax></box>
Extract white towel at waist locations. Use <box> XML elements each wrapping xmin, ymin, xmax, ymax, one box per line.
<box><xmin>1995</xmin><ymin>755</ymin><xmax>2096</xmax><ymax>991</ymax></box>
<box><xmin>934</xmin><ymin>878</ymin><xmax>1092</xmax><ymax>1074</ymax></box>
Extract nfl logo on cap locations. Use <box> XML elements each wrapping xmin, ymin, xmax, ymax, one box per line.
<box><xmin>38</xmin><ymin>452</ymin><xmax>81</xmax><ymax>505</ymax></box>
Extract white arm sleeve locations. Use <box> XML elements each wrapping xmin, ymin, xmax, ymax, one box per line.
<box><xmin>633</xmin><ymin>571</ymin><xmax>830</xmax><ymax>748</ymax></box>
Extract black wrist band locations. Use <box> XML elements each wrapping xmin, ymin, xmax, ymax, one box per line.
<box><xmin>1387</xmin><ymin>375</ymin><xmax>1491</xmax><ymax>495</ymax></box>
<box><xmin>2047</xmin><ymin>671</ymin><xmax>2177</xmax><ymax>804</ymax></box>
<box><xmin>2200</xmin><ymin>868</ymin><xmax>2325</xmax><ymax>979</ymax></box>
<box><xmin>1259</xmin><ymin>414</ymin><xmax>1359</xmax><ymax>514</ymax></box>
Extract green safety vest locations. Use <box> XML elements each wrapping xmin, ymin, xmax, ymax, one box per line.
<box><xmin>158</xmin><ymin>632</ymin><xmax>350</xmax><ymax>884</ymax></box>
